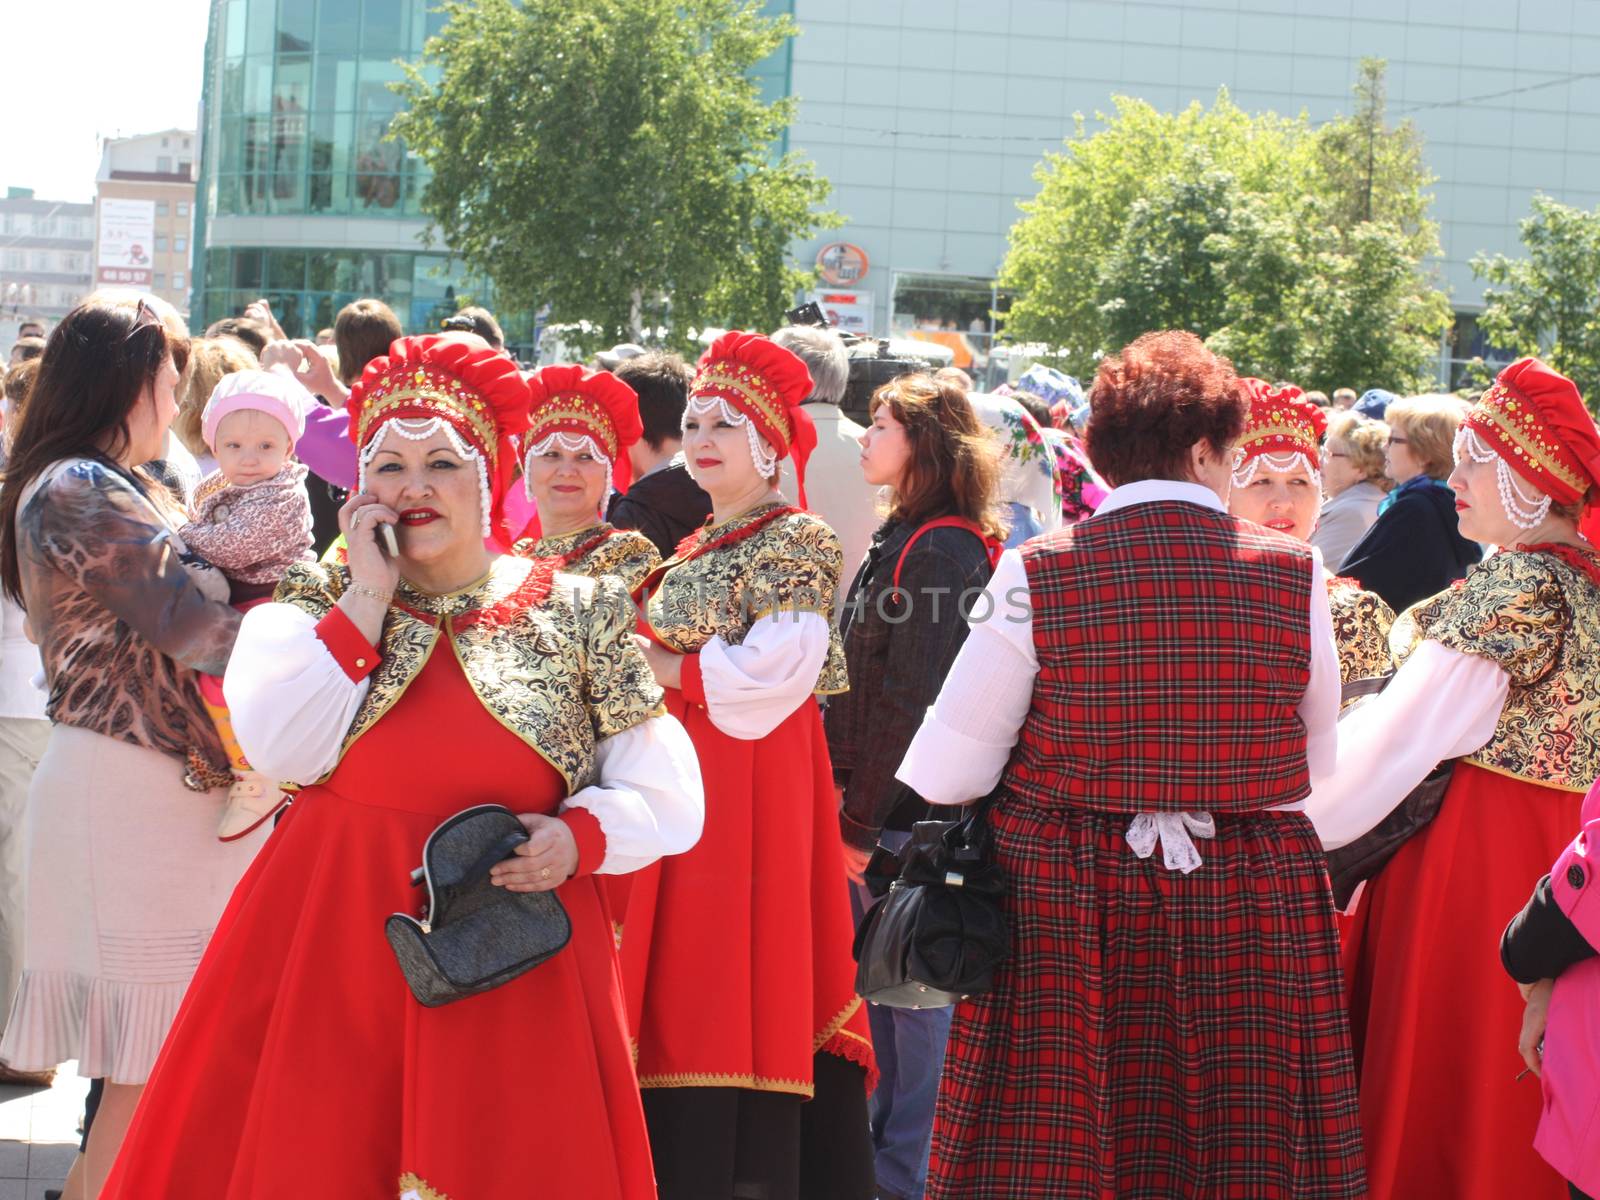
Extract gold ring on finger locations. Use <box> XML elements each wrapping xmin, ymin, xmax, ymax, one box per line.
<box><xmin>539</xmin><ymin>867</ymin><xmax>551</xmax><ymax>880</ymax></box>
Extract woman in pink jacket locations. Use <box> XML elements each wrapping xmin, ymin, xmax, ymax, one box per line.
<box><xmin>1503</xmin><ymin>777</ymin><xmax>1600</xmax><ymax>1200</ymax></box>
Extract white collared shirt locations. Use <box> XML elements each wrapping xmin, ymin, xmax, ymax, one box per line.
<box><xmin>894</xmin><ymin>478</ymin><xmax>1341</xmax><ymax>870</ymax></box>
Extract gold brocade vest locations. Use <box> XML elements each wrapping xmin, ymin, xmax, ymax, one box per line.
<box><xmin>1392</xmin><ymin>546</ymin><xmax>1600</xmax><ymax>792</ymax></box>
<box><xmin>1329</xmin><ymin>578</ymin><xmax>1396</xmax><ymax>688</ymax></box>
<box><xmin>511</xmin><ymin>523</ymin><xmax>661</xmax><ymax>594</ymax></box>
<box><xmin>643</xmin><ymin>502</ymin><xmax>849</xmax><ymax>696</ymax></box>
<box><xmin>274</xmin><ymin>556</ymin><xmax>663</xmax><ymax>790</ymax></box>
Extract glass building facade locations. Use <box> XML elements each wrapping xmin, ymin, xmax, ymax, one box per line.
<box><xmin>193</xmin><ymin>0</ymin><xmax>498</xmax><ymax>341</ymax></box>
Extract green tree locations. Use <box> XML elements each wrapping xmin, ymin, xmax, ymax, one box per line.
<box><xmin>392</xmin><ymin>0</ymin><xmax>836</xmax><ymax>355</ymax></box>
<box><xmin>1000</xmin><ymin>63</ymin><xmax>1451</xmax><ymax>393</ymax></box>
<box><xmin>1472</xmin><ymin>194</ymin><xmax>1600</xmax><ymax>404</ymax></box>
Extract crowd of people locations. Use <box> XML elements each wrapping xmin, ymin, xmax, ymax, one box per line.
<box><xmin>0</xmin><ymin>290</ymin><xmax>1597</xmax><ymax>1200</ymax></box>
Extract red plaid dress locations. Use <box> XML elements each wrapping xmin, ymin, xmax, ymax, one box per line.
<box><xmin>928</xmin><ymin>502</ymin><xmax>1366</xmax><ymax>1199</ymax></box>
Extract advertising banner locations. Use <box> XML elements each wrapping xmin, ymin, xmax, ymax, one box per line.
<box><xmin>96</xmin><ymin>198</ymin><xmax>156</xmax><ymax>287</ymax></box>
<box><xmin>810</xmin><ymin>290</ymin><xmax>873</xmax><ymax>335</ymax></box>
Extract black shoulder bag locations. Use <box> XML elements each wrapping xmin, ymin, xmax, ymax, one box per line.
<box><xmin>385</xmin><ymin>804</ymin><xmax>572</xmax><ymax>1007</ymax></box>
<box><xmin>1324</xmin><ymin>674</ymin><xmax>1455</xmax><ymax>909</ymax></box>
<box><xmin>852</xmin><ymin>792</ymin><xmax>1010</xmax><ymax>1008</ymax></box>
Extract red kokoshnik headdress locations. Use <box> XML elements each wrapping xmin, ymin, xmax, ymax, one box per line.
<box><xmin>347</xmin><ymin>335</ymin><xmax>531</xmax><ymax>542</ymax></box>
<box><xmin>689</xmin><ymin>330</ymin><xmax>817</xmax><ymax>506</ymax></box>
<box><xmin>1462</xmin><ymin>357</ymin><xmax>1600</xmax><ymax>516</ymax></box>
<box><xmin>1232</xmin><ymin>377</ymin><xmax>1326</xmax><ymax>484</ymax></box>
<box><xmin>524</xmin><ymin>364</ymin><xmax>644</xmax><ymax>494</ymax></box>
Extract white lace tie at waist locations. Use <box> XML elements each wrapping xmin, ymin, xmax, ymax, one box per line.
<box><xmin>1125</xmin><ymin>801</ymin><xmax>1308</xmax><ymax>874</ymax></box>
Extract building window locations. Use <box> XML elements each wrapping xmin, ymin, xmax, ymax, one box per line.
<box><xmin>156</xmin><ymin>201</ymin><xmax>169</xmax><ymax>217</ymax></box>
<box><xmin>157</xmin><ymin>155</ymin><xmax>173</xmax><ymax>173</ymax></box>
<box><xmin>155</xmin><ymin>273</ymin><xmax>167</xmax><ymax>288</ymax></box>
<box><xmin>173</xmin><ymin>271</ymin><xmax>186</xmax><ymax>291</ymax></box>
<box><xmin>2</xmin><ymin>251</ymin><xmax>23</xmax><ymax>271</ymax></box>
<box><xmin>175</xmin><ymin>236</ymin><xmax>188</xmax><ymax>253</ymax></box>
<box><xmin>155</xmin><ymin>234</ymin><xmax>169</xmax><ymax>252</ymax></box>
<box><xmin>179</xmin><ymin>161</ymin><xmax>193</xmax><ymax>177</ymax></box>
<box><xmin>177</xmin><ymin>201</ymin><xmax>190</xmax><ymax>217</ymax></box>
<box><xmin>162</xmin><ymin>136</ymin><xmax>170</xmax><ymax>148</ymax></box>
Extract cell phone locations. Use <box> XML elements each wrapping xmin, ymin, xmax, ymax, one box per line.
<box><xmin>379</xmin><ymin>523</ymin><xmax>399</xmax><ymax>557</ymax></box>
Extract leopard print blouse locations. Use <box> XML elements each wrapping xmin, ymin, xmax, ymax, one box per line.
<box><xmin>16</xmin><ymin>457</ymin><xmax>240</xmax><ymax>787</ymax></box>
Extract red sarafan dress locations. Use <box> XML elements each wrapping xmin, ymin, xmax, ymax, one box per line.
<box><xmin>619</xmin><ymin>503</ymin><xmax>873</xmax><ymax>1103</ymax></box>
<box><xmin>101</xmin><ymin>557</ymin><xmax>703</xmax><ymax>1200</ymax></box>
<box><xmin>898</xmin><ymin>485</ymin><xmax>1366</xmax><ymax>1200</ymax></box>
<box><xmin>1332</xmin><ymin>545</ymin><xmax>1600</xmax><ymax>1200</ymax></box>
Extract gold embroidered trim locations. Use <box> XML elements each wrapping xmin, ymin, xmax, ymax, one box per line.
<box><xmin>812</xmin><ymin>996</ymin><xmax>863</xmax><ymax>1053</ymax></box>
<box><xmin>694</xmin><ymin>366</ymin><xmax>794</xmax><ymax>444</ymax></box>
<box><xmin>399</xmin><ymin>1171</ymin><xmax>452</xmax><ymax>1200</ymax></box>
<box><xmin>636</xmin><ymin>1069</ymin><xmax>816</xmax><ymax>1098</ymax></box>
<box><xmin>359</xmin><ymin>375</ymin><xmax>500</xmax><ymax>467</ymax></box>
<box><xmin>1470</xmin><ymin>385</ymin><xmax>1587</xmax><ymax>494</ymax></box>
<box><xmin>1462</xmin><ymin>755</ymin><xmax>1587</xmax><ymax>794</ymax></box>
<box><xmin>531</xmin><ymin>394</ymin><xmax>620</xmax><ymax>457</ymax></box>
<box><xmin>444</xmin><ymin>619</ymin><xmax>573</xmax><ymax>790</ymax></box>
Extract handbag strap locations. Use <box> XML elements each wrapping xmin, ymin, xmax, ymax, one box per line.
<box><xmin>890</xmin><ymin>516</ymin><xmax>1003</xmax><ymax>595</ymax></box>
<box><xmin>1340</xmin><ymin>672</ymin><xmax>1395</xmax><ymax>704</ymax></box>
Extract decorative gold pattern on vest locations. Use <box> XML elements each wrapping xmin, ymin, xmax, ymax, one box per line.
<box><xmin>513</xmin><ymin>524</ymin><xmax>661</xmax><ymax>593</ymax></box>
<box><xmin>1328</xmin><ymin>578</ymin><xmax>1395</xmax><ymax>689</ymax></box>
<box><xmin>1393</xmin><ymin>547</ymin><xmax>1600</xmax><ymax>792</ymax></box>
<box><xmin>274</xmin><ymin>556</ymin><xmax>663</xmax><ymax>788</ymax></box>
<box><xmin>644</xmin><ymin>503</ymin><xmax>847</xmax><ymax>695</ymax></box>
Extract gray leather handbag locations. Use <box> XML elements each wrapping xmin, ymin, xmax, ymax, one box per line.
<box><xmin>385</xmin><ymin>804</ymin><xmax>572</xmax><ymax>1007</ymax></box>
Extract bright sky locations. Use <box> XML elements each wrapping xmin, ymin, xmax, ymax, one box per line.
<box><xmin>1</xmin><ymin>1</ymin><xmax>211</xmax><ymax>201</ymax></box>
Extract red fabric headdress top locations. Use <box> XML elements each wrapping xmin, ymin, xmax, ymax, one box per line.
<box><xmin>1235</xmin><ymin>378</ymin><xmax>1327</xmax><ymax>468</ymax></box>
<box><xmin>1465</xmin><ymin>357</ymin><xmax>1600</xmax><ymax>511</ymax></box>
<box><xmin>690</xmin><ymin>330</ymin><xmax>817</xmax><ymax>505</ymax></box>
<box><xmin>348</xmin><ymin>335</ymin><xmax>531</xmax><ymax>541</ymax></box>
<box><xmin>525</xmin><ymin>364</ymin><xmax>644</xmax><ymax>494</ymax></box>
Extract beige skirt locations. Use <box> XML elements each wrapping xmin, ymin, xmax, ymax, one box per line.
<box><xmin>0</xmin><ymin>724</ymin><xmax>268</xmax><ymax>1083</ymax></box>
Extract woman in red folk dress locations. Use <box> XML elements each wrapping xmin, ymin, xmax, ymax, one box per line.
<box><xmin>513</xmin><ymin>364</ymin><xmax>660</xmax><ymax>592</ymax></box>
<box><xmin>1226</xmin><ymin>378</ymin><xmax>1396</xmax><ymax>689</ymax></box>
<box><xmin>1310</xmin><ymin>357</ymin><xmax>1600</xmax><ymax>1200</ymax></box>
<box><xmin>898</xmin><ymin>331</ymin><xmax>1365</xmax><ymax>1199</ymax></box>
<box><xmin>620</xmin><ymin>330</ymin><xmax>876</xmax><ymax>1200</ymax></box>
<box><xmin>101</xmin><ymin>334</ymin><xmax>705</xmax><ymax>1199</ymax></box>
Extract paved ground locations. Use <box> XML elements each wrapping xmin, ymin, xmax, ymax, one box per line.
<box><xmin>0</xmin><ymin>1062</ymin><xmax>87</xmax><ymax>1196</ymax></box>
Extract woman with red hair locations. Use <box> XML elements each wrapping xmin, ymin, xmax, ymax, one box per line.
<box><xmin>97</xmin><ymin>335</ymin><xmax>705</xmax><ymax>1199</ymax></box>
<box><xmin>898</xmin><ymin>331</ymin><xmax>1365</xmax><ymax>1198</ymax></box>
<box><xmin>621</xmin><ymin>330</ymin><xmax>875</xmax><ymax>1200</ymax></box>
<box><xmin>514</xmin><ymin>364</ymin><xmax>660</xmax><ymax>591</ymax></box>
<box><xmin>1310</xmin><ymin>358</ymin><xmax>1600</xmax><ymax>1200</ymax></box>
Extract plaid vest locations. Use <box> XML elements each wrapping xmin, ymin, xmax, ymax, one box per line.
<box><xmin>1009</xmin><ymin>501</ymin><xmax>1314</xmax><ymax>814</ymax></box>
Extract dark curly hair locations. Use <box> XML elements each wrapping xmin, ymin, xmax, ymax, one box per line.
<box><xmin>1085</xmin><ymin>331</ymin><xmax>1245</xmax><ymax>487</ymax></box>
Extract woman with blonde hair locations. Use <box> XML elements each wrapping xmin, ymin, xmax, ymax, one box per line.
<box><xmin>1311</xmin><ymin>411</ymin><xmax>1392</xmax><ymax>570</ymax></box>
<box><xmin>1340</xmin><ymin>394</ymin><xmax>1481</xmax><ymax>611</ymax></box>
<box><xmin>826</xmin><ymin>372</ymin><xmax>1003</xmax><ymax>1200</ymax></box>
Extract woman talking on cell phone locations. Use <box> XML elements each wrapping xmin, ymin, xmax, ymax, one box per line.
<box><xmin>98</xmin><ymin>334</ymin><xmax>704</xmax><ymax>1199</ymax></box>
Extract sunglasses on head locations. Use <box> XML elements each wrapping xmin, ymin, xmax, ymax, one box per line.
<box><xmin>123</xmin><ymin>298</ymin><xmax>163</xmax><ymax>343</ymax></box>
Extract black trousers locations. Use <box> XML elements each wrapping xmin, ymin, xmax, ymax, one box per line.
<box><xmin>642</xmin><ymin>1051</ymin><xmax>875</xmax><ymax>1200</ymax></box>
<box><xmin>1572</xmin><ymin>1185</ymin><xmax>1593</xmax><ymax>1200</ymax></box>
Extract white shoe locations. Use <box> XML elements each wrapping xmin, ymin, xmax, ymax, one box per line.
<box><xmin>218</xmin><ymin>771</ymin><xmax>287</xmax><ymax>842</ymax></box>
